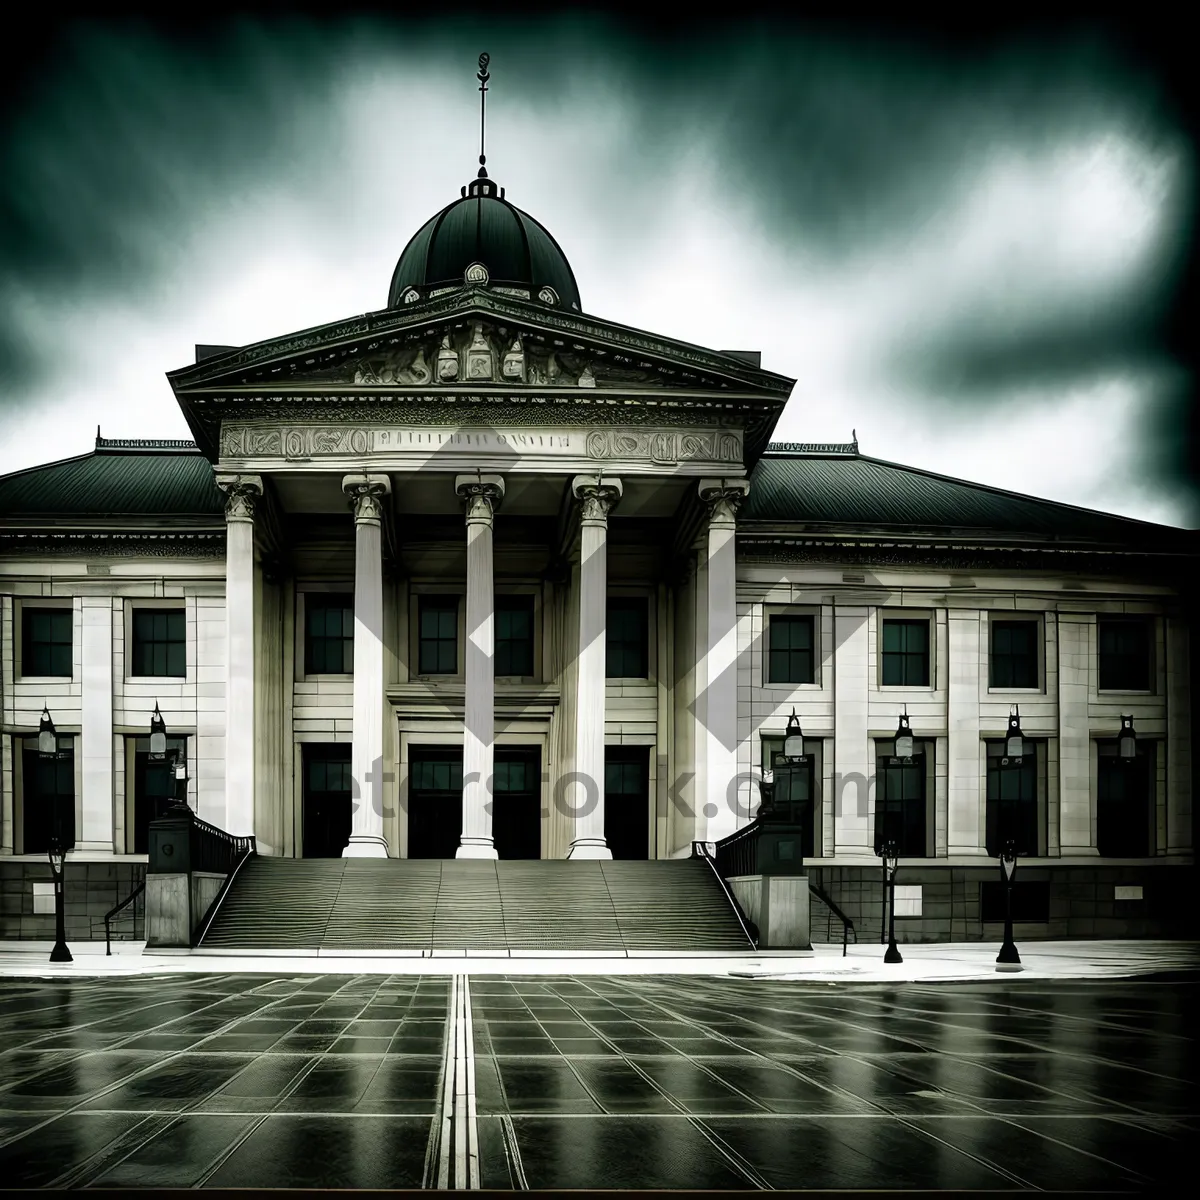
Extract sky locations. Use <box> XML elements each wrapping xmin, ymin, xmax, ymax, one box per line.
<box><xmin>0</xmin><ymin>13</ymin><xmax>1196</xmax><ymax>526</ymax></box>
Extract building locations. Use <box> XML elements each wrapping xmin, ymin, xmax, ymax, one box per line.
<box><xmin>0</xmin><ymin>156</ymin><xmax>1195</xmax><ymax>946</ymax></box>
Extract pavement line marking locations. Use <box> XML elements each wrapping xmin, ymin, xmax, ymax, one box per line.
<box><xmin>436</xmin><ymin>973</ymin><xmax>457</xmax><ymax>1189</ymax></box>
<box><xmin>462</xmin><ymin>973</ymin><xmax>481</xmax><ymax>1189</ymax></box>
<box><xmin>434</xmin><ymin>972</ymin><xmax>480</xmax><ymax>1190</ymax></box>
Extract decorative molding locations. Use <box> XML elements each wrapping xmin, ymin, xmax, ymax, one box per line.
<box><xmin>585</xmin><ymin>428</ymin><xmax>741</xmax><ymax>465</ymax></box>
<box><xmin>341</xmin><ymin>474</ymin><xmax>391</xmax><ymax>525</ymax></box>
<box><xmin>572</xmin><ymin>475</ymin><xmax>622</xmax><ymax>525</ymax></box>
<box><xmin>214</xmin><ymin>473</ymin><xmax>263</xmax><ymax>523</ymax></box>
<box><xmin>766</xmin><ymin>440</ymin><xmax>858</xmax><ymax>455</ymax></box>
<box><xmin>699</xmin><ymin>478</ymin><xmax>751</xmax><ymax>526</ymax></box>
<box><xmin>0</xmin><ymin>533</ymin><xmax>225</xmax><ymax>558</ymax></box>
<box><xmin>455</xmin><ymin>474</ymin><xmax>505</xmax><ymax>525</ymax></box>
<box><xmin>95</xmin><ymin>435</ymin><xmax>199</xmax><ymax>452</ymax></box>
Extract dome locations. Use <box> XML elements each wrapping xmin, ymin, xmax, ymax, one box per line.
<box><xmin>388</xmin><ymin>176</ymin><xmax>582</xmax><ymax>311</ymax></box>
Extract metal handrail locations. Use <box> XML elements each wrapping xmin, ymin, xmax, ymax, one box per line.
<box><xmin>710</xmin><ymin>816</ymin><xmax>764</xmax><ymax>880</ymax></box>
<box><xmin>191</xmin><ymin>839</ymin><xmax>256</xmax><ymax>947</ymax></box>
<box><xmin>102</xmin><ymin>868</ymin><xmax>147</xmax><ymax>957</ymax></box>
<box><xmin>692</xmin><ymin>841</ymin><xmax>759</xmax><ymax>947</ymax></box>
<box><xmin>188</xmin><ymin>812</ymin><xmax>256</xmax><ymax>877</ymax></box>
<box><xmin>808</xmin><ymin>880</ymin><xmax>856</xmax><ymax>957</ymax></box>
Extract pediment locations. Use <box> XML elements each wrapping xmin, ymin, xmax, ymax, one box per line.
<box><xmin>168</xmin><ymin>288</ymin><xmax>792</xmax><ymax>398</ymax></box>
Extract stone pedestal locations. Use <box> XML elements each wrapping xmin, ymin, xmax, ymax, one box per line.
<box><xmin>728</xmin><ymin>874</ymin><xmax>812</xmax><ymax>949</ymax></box>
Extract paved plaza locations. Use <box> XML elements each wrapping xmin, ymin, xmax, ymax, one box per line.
<box><xmin>0</xmin><ymin>964</ymin><xmax>1195</xmax><ymax>1190</ymax></box>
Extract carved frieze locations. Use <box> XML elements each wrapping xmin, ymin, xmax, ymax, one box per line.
<box><xmin>585</xmin><ymin>429</ymin><xmax>741</xmax><ymax>464</ymax></box>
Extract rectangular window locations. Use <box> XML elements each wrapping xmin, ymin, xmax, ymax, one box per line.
<box><xmin>881</xmin><ymin>618</ymin><xmax>929</xmax><ymax>686</ymax></box>
<box><xmin>131</xmin><ymin>608</ymin><xmax>186</xmax><ymax>677</ymax></box>
<box><xmin>418</xmin><ymin>596</ymin><xmax>458</xmax><ymax>675</ymax></box>
<box><xmin>874</xmin><ymin>744</ymin><xmax>927</xmax><ymax>857</ymax></box>
<box><xmin>21</xmin><ymin>736</ymin><xmax>75</xmax><ymax>854</ymax></box>
<box><xmin>305</xmin><ymin>595</ymin><xmax>354</xmax><ymax>675</ymax></box>
<box><xmin>1097</xmin><ymin>618</ymin><xmax>1151</xmax><ymax>690</ymax></box>
<box><xmin>985</xmin><ymin>741</ymin><xmax>1040</xmax><ymax>858</ymax></box>
<box><xmin>990</xmin><ymin>619</ymin><xmax>1039</xmax><ymax>688</ymax></box>
<box><xmin>22</xmin><ymin>608</ymin><xmax>72</xmax><ymax>677</ymax></box>
<box><xmin>494</xmin><ymin>594</ymin><xmax>535</xmax><ymax>677</ymax></box>
<box><xmin>768</xmin><ymin>614</ymin><xmax>814</xmax><ymax>684</ymax></box>
<box><xmin>1097</xmin><ymin>741</ymin><xmax>1154</xmax><ymax>857</ymax></box>
<box><xmin>606</xmin><ymin>597</ymin><xmax>648</xmax><ymax>679</ymax></box>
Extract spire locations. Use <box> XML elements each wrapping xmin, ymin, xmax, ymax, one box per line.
<box><xmin>477</xmin><ymin>52</ymin><xmax>490</xmax><ymax>179</ymax></box>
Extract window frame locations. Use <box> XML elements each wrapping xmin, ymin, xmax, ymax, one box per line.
<box><xmin>987</xmin><ymin>613</ymin><xmax>1043</xmax><ymax>692</ymax></box>
<box><xmin>984</xmin><ymin>738</ymin><xmax>1047</xmax><ymax>858</ymax></box>
<box><xmin>1096</xmin><ymin>738</ymin><xmax>1156</xmax><ymax>857</ymax></box>
<box><xmin>493</xmin><ymin>589</ymin><xmax>540</xmax><ymax>681</ymax></box>
<box><xmin>416</xmin><ymin>594</ymin><xmax>461</xmax><ymax>677</ymax></box>
<box><xmin>1096</xmin><ymin>615</ymin><xmax>1155</xmax><ymax>694</ymax></box>
<box><xmin>302</xmin><ymin>592</ymin><xmax>356</xmax><ymax>677</ymax></box>
<box><xmin>764</xmin><ymin>608</ymin><xmax>819</xmax><ymax>687</ymax></box>
<box><xmin>760</xmin><ymin>733</ymin><xmax>824</xmax><ymax>857</ymax></box>
<box><xmin>17</xmin><ymin>733</ymin><xmax>77</xmax><ymax>855</ymax></box>
<box><xmin>605</xmin><ymin>594</ymin><xmax>650</xmax><ymax>680</ymax></box>
<box><xmin>129</xmin><ymin>605</ymin><xmax>188</xmax><ymax>679</ymax></box>
<box><xmin>873</xmin><ymin>737</ymin><xmax>935</xmax><ymax>858</ymax></box>
<box><xmin>878</xmin><ymin>611</ymin><xmax>933</xmax><ymax>689</ymax></box>
<box><xmin>18</xmin><ymin>601</ymin><xmax>74</xmax><ymax>680</ymax></box>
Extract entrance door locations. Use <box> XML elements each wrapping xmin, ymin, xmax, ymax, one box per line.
<box><xmin>492</xmin><ymin>747</ymin><xmax>542</xmax><ymax>859</ymax></box>
<box><xmin>302</xmin><ymin>744</ymin><xmax>352</xmax><ymax>858</ymax></box>
<box><xmin>604</xmin><ymin>745</ymin><xmax>651</xmax><ymax>860</ymax></box>
<box><xmin>407</xmin><ymin>748</ymin><xmax>464</xmax><ymax>859</ymax></box>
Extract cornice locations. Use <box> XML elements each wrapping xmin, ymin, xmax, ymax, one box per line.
<box><xmin>0</xmin><ymin>532</ymin><xmax>226</xmax><ymax>558</ymax></box>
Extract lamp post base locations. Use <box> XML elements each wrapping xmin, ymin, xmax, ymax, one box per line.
<box><xmin>49</xmin><ymin>942</ymin><xmax>73</xmax><ymax>963</ymax></box>
<box><xmin>996</xmin><ymin>941</ymin><xmax>1021</xmax><ymax>965</ymax></box>
<box><xmin>884</xmin><ymin>941</ymin><xmax>903</xmax><ymax>964</ymax></box>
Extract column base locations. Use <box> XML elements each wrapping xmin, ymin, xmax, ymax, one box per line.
<box><xmin>567</xmin><ymin>839</ymin><xmax>613</xmax><ymax>860</ymax></box>
<box><xmin>456</xmin><ymin>839</ymin><xmax>499</xmax><ymax>860</ymax></box>
<box><xmin>343</xmin><ymin>837</ymin><xmax>389</xmax><ymax>858</ymax></box>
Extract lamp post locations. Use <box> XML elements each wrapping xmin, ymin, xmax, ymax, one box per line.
<box><xmin>149</xmin><ymin>702</ymin><xmax>189</xmax><ymax>815</ymax></box>
<box><xmin>1117</xmin><ymin>714</ymin><xmax>1136</xmax><ymax>761</ymax></box>
<box><xmin>882</xmin><ymin>838</ymin><xmax>902</xmax><ymax>963</ymax></box>
<box><xmin>38</xmin><ymin>706</ymin><xmax>72</xmax><ymax>964</ymax></box>
<box><xmin>996</xmin><ymin>706</ymin><xmax>1024</xmax><ymax>968</ymax></box>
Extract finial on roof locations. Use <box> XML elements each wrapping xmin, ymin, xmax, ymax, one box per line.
<box><xmin>852</xmin><ymin>428</ymin><xmax>858</xmax><ymax>451</ymax></box>
<box><xmin>477</xmin><ymin>52</ymin><xmax>490</xmax><ymax>179</ymax></box>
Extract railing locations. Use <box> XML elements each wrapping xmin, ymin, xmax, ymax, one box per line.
<box><xmin>96</xmin><ymin>865</ymin><xmax>147</xmax><ymax>956</ymax></box>
<box><xmin>808</xmin><ymin>881</ymin><xmax>856</xmax><ymax>957</ymax></box>
<box><xmin>191</xmin><ymin>841</ymin><xmax>256</xmax><ymax>947</ymax></box>
<box><xmin>189</xmin><ymin>812</ymin><xmax>256</xmax><ymax>876</ymax></box>
<box><xmin>692</xmin><ymin>842</ymin><xmax>759</xmax><ymax>947</ymax></box>
<box><xmin>710</xmin><ymin>817</ymin><xmax>764</xmax><ymax>880</ymax></box>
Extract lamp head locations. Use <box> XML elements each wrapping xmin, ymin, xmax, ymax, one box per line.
<box><xmin>37</xmin><ymin>706</ymin><xmax>57</xmax><ymax>757</ymax></box>
<box><xmin>1005</xmin><ymin>706</ymin><xmax>1024</xmax><ymax>760</ymax></box>
<box><xmin>782</xmin><ymin>708</ymin><xmax>804</xmax><ymax>760</ymax></box>
<box><xmin>1117</xmin><ymin>714</ymin><xmax>1136</xmax><ymax>761</ymax></box>
<box><xmin>894</xmin><ymin>709</ymin><xmax>914</xmax><ymax>760</ymax></box>
<box><xmin>149</xmin><ymin>701</ymin><xmax>167</xmax><ymax>758</ymax></box>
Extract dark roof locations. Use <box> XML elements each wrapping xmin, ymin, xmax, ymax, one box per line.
<box><xmin>0</xmin><ymin>438</ymin><xmax>224</xmax><ymax>518</ymax></box>
<box><xmin>745</xmin><ymin>446</ymin><xmax>1193</xmax><ymax>547</ymax></box>
<box><xmin>388</xmin><ymin>176</ymin><xmax>581</xmax><ymax>311</ymax></box>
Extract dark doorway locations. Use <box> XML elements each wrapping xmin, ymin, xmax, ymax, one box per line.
<box><xmin>302</xmin><ymin>744</ymin><xmax>352</xmax><ymax>858</ymax></box>
<box><xmin>492</xmin><ymin>746</ymin><xmax>542</xmax><ymax>859</ymax></box>
<box><xmin>604</xmin><ymin>745</ymin><xmax>651</xmax><ymax>860</ymax></box>
<box><xmin>407</xmin><ymin>747</ymin><xmax>463</xmax><ymax>859</ymax></box>
<box><xmin>131</xmin><ymin>735</ymin><xmax>187</xmax><ymax>854</ymax></box>
<box><xmin>20</xmin><ymin>738</ymin><xmax>75</xmax><ymax>855</ymax></box>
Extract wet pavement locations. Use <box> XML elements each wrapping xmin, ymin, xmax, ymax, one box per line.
<box><xmin>0</xmin><ymin>972</ymin><xmax>1193</xmax><ymax>1189</ymax></box>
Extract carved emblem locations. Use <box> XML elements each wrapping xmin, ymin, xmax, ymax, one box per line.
<box><xmin>401</xmin><ymin>287</ymin><xmax>421</xmax><ymax>304</ymax></box>
<box><xmin>349</xmin><ymin>428</ymin><xmax>370</xmax><ymax>455</ymax></box>
<box><xmin>502</xmin><ymin>338</ymin><xmax>525</xmax><ymax>382</ymax></box>
<box><xmin>436</xmin><ymin>334</ymin><xmax>459</xmax><ymax>381</ymax></box>
<box><xmin>538</xmin><ymin>286</ymin><xmax>558</xmax><ymax>305</ymax></box>
<box><xmin>244</xmin><ymin>429</ymin><xmax>282</xmax><ymax>456</ymax></box>
<box><xmin>578</xmin><ymin>365</ymin><xmax>596</xmax><ymax>387</ymax></box>
<box><xmin>312</xmin><ymin>428</ymin><xmax>343</xmax><ymax>454</ymax></box>
<box><xmin>465</xmin><ymin>323</ymin><xmax>494</xmax><ymax>381</ymax></box>
<box><xmin>464</xmin><ymin>262</ymin><xmax>489</xmax><ymax>285</ymax></box>
<box><xmin>284</xmin><ymin>430</ymin><xmax>305</xmax><ymax>459</ymax></box>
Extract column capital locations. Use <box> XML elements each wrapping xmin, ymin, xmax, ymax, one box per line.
<box><xmin>215</xmin><ymin>474</ymin><xmax>263</xmax><ymax>523</ymax></box>
<box><xmin>698</xmin><ymin>477</ymin><xmax>750</xmax><ymax>527</ymax></box>
<box><xmin>342</xmin><ymin>473</ymin><xmax>392</xmax><ymax>525</ymax></box>
<box><xmin>455</xmin><ymin>474</ymin><xmax>505</xmax><ymax>526</ymax></box>
<box><xmin>571</xmin><ymin>475</ymin><xmax>622</xmax><ymax>525</ymax></box>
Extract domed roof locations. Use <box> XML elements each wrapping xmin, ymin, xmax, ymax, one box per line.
<box><xmin>388</xmin><ymin>176</ymin><xmax>581</xmax><ymax>311</ymax></box>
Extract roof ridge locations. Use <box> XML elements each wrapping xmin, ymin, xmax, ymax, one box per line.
<box><xmin>96</xmin><ymin>434</ymin><xmax>198</xmax><ymax>453</ymax></box>
<box><xmin>767</xmin><ymin>441</ymin><xmax>859</xmax><ymax>456</ymax></box>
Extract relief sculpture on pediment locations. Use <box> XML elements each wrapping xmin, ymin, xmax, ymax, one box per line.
<box><xmin>353</xmin><ymin>345</ymin><xmax>433</xmax><ymax>386</ymax></box>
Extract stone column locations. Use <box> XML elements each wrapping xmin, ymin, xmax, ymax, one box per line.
<box><xmin>1165</xmin><ymin>615</ymin><xmax>1192</xmax><ymax>855</ymax></box>
<box><xmin>567</xmin><ymin>475</ymin><xmax>622</xmax><ymax>859</ymax></box>
<box><xmin>832</xmin><ymin>606</ymin><xmax>873</xmax><ymax>855</ymax></box>
<box><xmin>343</xmin><ymin>474</ymin><xmax>392</xmax><ymax>857</ymax></box>
<box><xmin>947</xmin><ymin>612</ymin><xmax>988</xmax><ymax>855</ymax></box>
<box><xmin>215</xmin><ymin>474</ymin><xmax>262</xmax><ymax>839</ymax></box>
<box><xmin>1057</xmin><ymin>613</ymin><xmax>1097</xmax><ymax>855</ymax></box>
<box><xmin>697</xmin><ymin>478</ymin><xmax>750</xmax><ymax>845</ymax></box>
<box><xmin>455</xmin><ymin>474</ymin><xmax>505</xmax><ymax>859</ymax></box>
<box><xmin>79</xmin><ymin>596</ymin><xmax>114</xmax><ymax>851</ymax></box>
